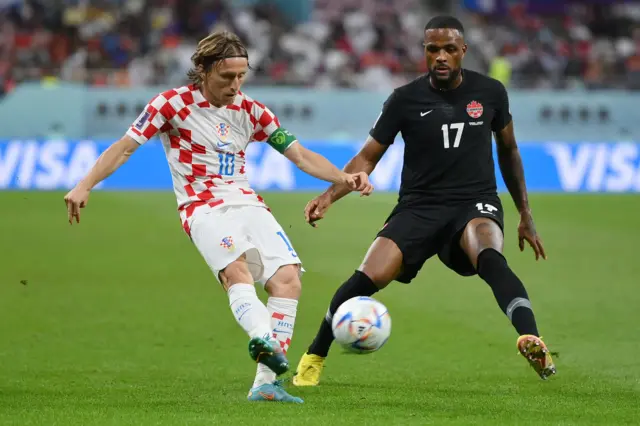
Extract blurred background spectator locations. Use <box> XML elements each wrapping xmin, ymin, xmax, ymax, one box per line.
<box><xmin>2</xmin><ymin>0</ymin><xmax>640</xmax><ymax>95</ymax></box>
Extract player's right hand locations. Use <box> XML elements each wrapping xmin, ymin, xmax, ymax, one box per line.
<box><xmin>64</xmin><ymin>186</ymin><xmax>91</xmax><ymax>225</ymax></box>
<box><xmin>304</xmin><ymin>193</ymin><xmax>332</xmax><ymax>228</ymax></box>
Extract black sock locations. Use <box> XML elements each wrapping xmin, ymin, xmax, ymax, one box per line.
<box><xmin>477</xmin><ymin>249</ymin><xmax>540</xmax><ymax>336</ymax></box>
<box><xmin>308</xmin><ymin>270</ymin><xmax>380</xmax><ymax>357</ymax></box>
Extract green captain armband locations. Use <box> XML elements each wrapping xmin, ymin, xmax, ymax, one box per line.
<box><xmin>267</xmin><ymin>127</ymin><xmax>297</xmax><ymax>154</ymax></box>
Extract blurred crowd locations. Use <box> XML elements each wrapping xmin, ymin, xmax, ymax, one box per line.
<box><xmin>1</xmin><ymin>0</ymin><xmax>640</xmax><ymax>95</ymax></box>
<box><xmin>466</xmin><ymin>1</ymin><xmax>640</xmax><ymax>90</ymax></box>
<box><xmin>0</xmin><ymin>0</ymin><xmax>428</xmax><ymax>94</ymax></box>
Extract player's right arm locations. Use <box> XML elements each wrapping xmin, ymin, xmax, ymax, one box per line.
<box><xmin>64</xmin><ymin>136</ymin><xmax>140</xmax><ymax>224</ymax></box>
<box><xmin>324</xmin><ymin>136</ymin><xmax>389</xmax><ymax>203</ymax></box>
<box><xmin>64</xmin><ymin>95</ymin><xmax>169</xmax><ymax>225</ymax></box>
<box><xmin>304</xmin><ymin>90</ymin><xmax>402</xmax><ymax>227</ymax></box>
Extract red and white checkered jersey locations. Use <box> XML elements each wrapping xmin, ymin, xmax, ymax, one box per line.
<box><xmin>126</xmin><ymin>84</ymin><xmax>282</xmax><ymax>236</ymax></box>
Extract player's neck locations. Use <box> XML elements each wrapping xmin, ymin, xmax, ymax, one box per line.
<box><xmin>199</xmin><ymin>84</ymin><xmax>225</xmax><ymax>107</ymax></box>
<box><xmin>429</xmin><ymin>72</ymin><xmax>463</xmax><ymax>91</ymax></box>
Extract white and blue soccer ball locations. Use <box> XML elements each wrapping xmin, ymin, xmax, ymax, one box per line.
<box><xmin>331</xmin><ymin>296</ymin><xmax>391</xmax><ymax>354</ymax></box>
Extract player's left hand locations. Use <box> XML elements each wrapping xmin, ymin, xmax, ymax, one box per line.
<box><xmin>341</xmin><ymin>172</ymin><xmax>374</xmax><ymax>196</ymax></box>
<box><xmin>518</xmin><ymin>211</ymin><xmax>547</xmax><ymax>261</ymax></box>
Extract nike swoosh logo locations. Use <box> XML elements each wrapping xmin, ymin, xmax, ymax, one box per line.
<box><xmin>273</xmin><ymin>329</ymin><xmax>293</xmax><ymax>335</ymax></box>
<box><xmin>420</xmin><ymin>110</ymin><xmax>433</xmax><ymax>117</ymax></box>
<box><xmin>258</xmin><ymin>392</ymin><xmax>275</xmax><ymax>400</ymax></box>
<box><xmin>217</xmin><ymin>141</ymin><xmax>231</xmax><ymax>148</ymax></box>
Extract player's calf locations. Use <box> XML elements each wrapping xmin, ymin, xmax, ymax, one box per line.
<box><xmin>294</xmin><ymin>269</ymin><xmax>379</xmax><ymax>386</ymax></box>
<box><xmin>223</xmin><ymin>259</ymin><xmax>286</xmax><ymax>374</ymax></box>
<box><xmin>253</xmin><ymin>264</ymin><xmax>301</xmax><ymax>388</ymax></box>
<box><xmin>476</xmin><ymin>248</ymin><xmax>540</xmax><ymax>337</ymax></box>
<box><xmin>461</xmin><ymin>219</ymin><xmax>540</xmax><ymax>337</ymax></box>
<box><xmin>305</xmin><ymin>237</ymin><xmax>401</xmax><ymax>359</ymax></box>
<box><xmin>306</xmin><ymin>270</ymin><xmax>380</xmax><ymax>358</ymax></box>
<box><xmin>227</xmin><ymin>282</ymin><xmax>274</xmax><ymax>342</ymax></box>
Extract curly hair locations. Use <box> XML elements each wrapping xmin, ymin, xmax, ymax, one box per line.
<box><xmin>187</xmin><ymin>31</ymin><xmax>250</xmax><ymax>85</ymax></box>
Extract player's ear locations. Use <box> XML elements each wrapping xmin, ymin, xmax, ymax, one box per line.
<box><xmin>196</xmin><ymin>64</ymin><xmax>207</xmax><ymax>81</ymax></box>
<box><xmin>462</xmin><ymin>44</ymin><xmax>468</xmax><ymax>55</ymax></box>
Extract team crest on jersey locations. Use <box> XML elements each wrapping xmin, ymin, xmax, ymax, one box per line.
<box><xmin>466</xmin><ymin>101</ymin><xmax>483</xmax><ymax>119</ymax></box>
<box><xmin>220</xmin><ymin>236</ymin><xmax>234</xmax><ymax>250</ymax></box>
<box><xmin>215</xmin><ymin>122</ymin><xmax>230</xmax><ymax>141</ymax></box>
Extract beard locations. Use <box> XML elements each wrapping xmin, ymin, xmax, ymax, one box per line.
<box><xmin>429</xmin><ymin>67</ymin><xmax>462</xmax><ymax>90</ymax></box>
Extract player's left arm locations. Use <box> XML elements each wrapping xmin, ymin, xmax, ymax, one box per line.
<box><xmin>494</xmin><ymin>121</ymin><xmax>529</xmax><ymax>214</ymax></box>
<box><xmin>275</xmin><ymin>130</ymin><xmax>372</xmax><ymax>195</ymax></box>
<box><xmin>250</xmin><ymin>101</ymin><xmax>372</xmax><ymax>195</ymax></box>
<box><xmin>493</xmin><ymin>84</ymin><xmax>547</xmax><ymax>260</ymax></box>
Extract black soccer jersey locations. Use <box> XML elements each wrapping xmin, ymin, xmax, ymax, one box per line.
<box><xmin>370</xmin><ymin>69</ymin><xmax>512</xmax><ymax>205</ymax></box>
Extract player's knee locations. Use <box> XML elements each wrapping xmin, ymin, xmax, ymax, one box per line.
<box><xmin>468</xmin><ymin>219</ymin><xmax>503</xmax><ymax>245</ymax></box>
<box><xmin>219</xmin><ymin>257</ymin><xmax>253</xmax><ymax>290</ymax></box>
<box><xmin>462</xmin><ymin>218</ymin><xmax>504</xmax><ymax>268</ymax></box>
<box><xmin>357</xmin><ymin>266</ymin><xmax>393</xmax><ymax>289</ymax></box>
<box><xmin>265</xmin><ymin>264</ymin><xmax>302</xmax><ymax>299</ymax></box>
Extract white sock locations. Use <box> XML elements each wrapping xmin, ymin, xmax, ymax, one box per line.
<box><xmin>252</xmin><ymin>297</ymin><xmax>299</xmax><ymax>388</ymax></box>
<box><xmin>227</xmin><ymin>284</ymin><xmax>272</xmax><ymax>339</ymax></box>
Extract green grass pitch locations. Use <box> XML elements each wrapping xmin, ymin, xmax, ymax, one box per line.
<box><xmin>1</xmin><ymin>191</ymin><xmax>639</xmax><ymax>425</ymax></box>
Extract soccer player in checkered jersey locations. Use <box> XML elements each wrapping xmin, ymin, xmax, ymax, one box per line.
<box><xmin>63</xmin><ymin>31</ymin><xmax>373</xmax><ymax>403</ymax></box>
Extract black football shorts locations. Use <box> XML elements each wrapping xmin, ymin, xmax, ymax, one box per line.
<box><xmin>376</xmin><ymin>196</ymin><xmax>505</xmax><ymax>283</ymax></box>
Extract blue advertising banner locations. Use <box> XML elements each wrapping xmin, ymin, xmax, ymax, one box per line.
<box><xmin>1</xmin><ymin>140</ymin><xmax>639</xmax><ymax>193</ymax></box>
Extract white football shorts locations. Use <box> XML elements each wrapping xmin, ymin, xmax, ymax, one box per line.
<box><xmin>189</xmin><ymin>205</ymin><xmax>303</xmax><ymax>286</ymax></box>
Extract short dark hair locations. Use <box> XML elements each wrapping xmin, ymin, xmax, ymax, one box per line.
<box><xmin>424</xmin><ymin>16</ymin><xmax>465</xmax><ymax>34</ymax></box>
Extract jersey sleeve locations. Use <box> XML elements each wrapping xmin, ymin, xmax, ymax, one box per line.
<box><xmin>369</xmin><ymin>90</ymin><xmax>403</xmax><ymax>145</ymax></box>
<box><xmin>126</xmin><ymin>95</ymin><xmax>171</xmax><ymax>145</ymax></box>
<box><xmin>249</xmin><ymin>101</ymin><xmax>282</xmax><ymax>142</ymax></box>
<box><xmin>491</xmin><ymin>82</ymin><xmax>513</xmax><ymax>132</ymax></box>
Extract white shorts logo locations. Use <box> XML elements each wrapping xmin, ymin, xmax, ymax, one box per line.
<box><xmin>476</xmin><ymin>203</ymin><xmax>498</xmax><ymax>215</ymax></box>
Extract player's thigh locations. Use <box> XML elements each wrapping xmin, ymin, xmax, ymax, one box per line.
<box><xmin>372</xmin><ymin>206</ymin><xmax>443</xmax><ymax>285</ymax></box>
<box><xmin>438</xmin><ymin>198</ymin><xmax>505</xmax><ymax>275</ymax></box>
<box><xmin>189</xmin><ymin>206</ymin><xmax>262</xmax><ymax>287</ymax></box>
<box><xmin>242</xmin><ymin>206</ymin><xmax>303</xmax><ymax>288</ymax></box>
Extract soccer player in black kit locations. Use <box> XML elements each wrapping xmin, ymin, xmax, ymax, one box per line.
<box><xmin>292</xmin><ymin>16</ymin><xmax>557</xmax><ymax>386</ymax></box>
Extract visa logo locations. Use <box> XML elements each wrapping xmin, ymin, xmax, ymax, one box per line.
<box><xmin>0</xmin><ymin>140</ymin><xmax>101</xmax><ymax>189</ymax></box>
<box><xmin>546</xmin><ymin>143</ymin><xmax>640</xmax><ymax>192</ymax></box>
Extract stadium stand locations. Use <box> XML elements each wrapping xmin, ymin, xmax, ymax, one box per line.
<box><xmin>2</xmin><ymin>0</ymin><xmax>640</xmax><ymax>95</ymax></box>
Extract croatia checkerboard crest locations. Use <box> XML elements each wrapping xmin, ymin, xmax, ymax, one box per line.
<box><xmin>220</xmin><ymin>236</ymin><xmax>234</xmax><ymax>250</ymax></box>
<box><xmin>215</xmin><ymin>122</ymin><xmax>230</xmax><ymax>141</ymax></box>
<box><xmin>466</xmin><ymin>101</ymin><xmax>483</xmax><ymax>119</ymax></box>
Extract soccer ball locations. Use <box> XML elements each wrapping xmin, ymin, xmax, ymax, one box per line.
<box><xmin>331</xmin><ymin>296</ymin><xmax>391</xmax><ymax>354</ymax></box>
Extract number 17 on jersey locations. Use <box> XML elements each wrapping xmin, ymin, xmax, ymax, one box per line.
<box><xmin>441</xmin><ymin>123</ymin><xmax>465</xmax><ymax>149</ymax></box>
